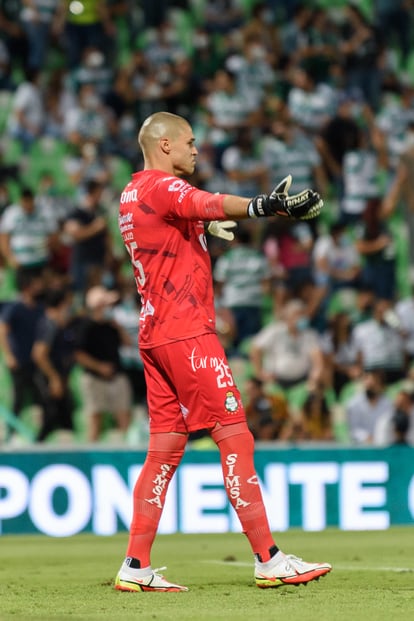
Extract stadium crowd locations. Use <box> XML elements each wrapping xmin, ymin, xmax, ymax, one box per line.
<box><xmin>1</xmin><ymin>0</ymin><xmax>414</xmax><ymax>447</ymax></box>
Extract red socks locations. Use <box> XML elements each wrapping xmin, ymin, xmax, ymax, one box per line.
<box><xmin>126</xmin><ymin>432</ymin><xmax>187</xmax><ymax>567</ymax></box>
<box><xmin>126</xmin><ymin>423</ymin><xmax>276</xmax><ymax>567</ymax></box>
<box><xmin>210</xmin><ymin>422</ymin><xmax>277</xmax><ymax>562</ymax></box>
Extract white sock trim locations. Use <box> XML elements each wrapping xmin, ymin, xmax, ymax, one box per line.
<box><xmin>121</xmin><ymin>561</ymin><xmax>152</xmax><ymax>578</ymax></box>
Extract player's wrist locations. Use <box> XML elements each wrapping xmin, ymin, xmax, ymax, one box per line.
<box><xmin>247</xmin><ymin>194</ymin><xmax>273</xmax><ymax>218</ymax></box>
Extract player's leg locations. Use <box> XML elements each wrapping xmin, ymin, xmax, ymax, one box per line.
<box><xmin>115</xmin><ymin>350</ymin><xmax>189</xmax><ymax>592</ymax></box>
<box><xmin>210</xmin><ymin>421</ymin><xmax>332</xmax><ymax>588</ymax></box>
<box><xmin>162</xmin><ymin>333</ymin><xmax>332</xmax><ymax>589</ymax></box>
<box><xmin>210</xmin><ymin>421</ymin><xmax>277</xmax><ymax>561</ymax></box>
<box><xmin>115</xmin><ymin>431</ymin><xmax>189</xmax><ymax>592</ymax></box>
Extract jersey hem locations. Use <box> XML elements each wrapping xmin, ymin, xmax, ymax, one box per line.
<box><xmin>139</xmin><ymin>328</ymin><xmax>215</xmax><ymax>350</ymax></box>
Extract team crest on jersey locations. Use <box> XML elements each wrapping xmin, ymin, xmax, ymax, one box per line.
<box><xmin>224</xmin><ymin>391</ymin><xmax>239</xmax><ymax>413</ymax></box>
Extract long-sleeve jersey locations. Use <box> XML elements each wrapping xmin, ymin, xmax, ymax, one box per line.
<box><xmin>118</xmin><ymin>169</ymin><xmax>226</xmax><ymax>349</ymax></box>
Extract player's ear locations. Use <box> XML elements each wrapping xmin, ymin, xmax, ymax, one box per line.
<box><xmin>160</xmin><ymin>137</ymin><xmax>171</xmax><ymax>154</ymax></box>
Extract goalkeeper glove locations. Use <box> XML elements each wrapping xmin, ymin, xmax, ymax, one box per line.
<box><xmin>247</xmin><ymin>175</ymin><xmax>323</xmax><ymax>220</ymax></box>
<box><xmin>207</xmin><ymin>220</ymin><xmax>237</xmax><ymax>241</ymax></box>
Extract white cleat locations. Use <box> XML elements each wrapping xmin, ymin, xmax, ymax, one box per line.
<box><xmin>255</xmin><ymin>552</ymin><xmax>332</xmax><ymax>588</ymax></box>
<box><xmin>115</xmin><ymin>566</ymin><xmax>188</xmax><ymax>592</ymax></box>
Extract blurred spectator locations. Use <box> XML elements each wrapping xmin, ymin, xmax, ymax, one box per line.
<box><xmin>203</xmin><ymin>0</ymin><xmax>245</xmax><ymax>34</ymax></box>
<box><xmin>374</xmin><ymin>383</ymin><xmax>414</xmax><ymax>446</ymax></box>
<box><xmin>55</xmin><ymin>0</ymin><xmax>115</xmax><ymax>70</ymax></box>
<box><xmin>36</xmin><ymin>171</ymin><xmax>72</xmax><ymax>225</ymax></box>
<box><xmin>394</xmin><ymin>291</ymin><xmax>414</xmax><ymax>365</ymax></box>
<box><xmin>213</xmin><ymin>227</ymin><xmax>271</xmax><ymax>351</ymax></box>
<box><xmin>345</xmin><ymin>369</ymin><xmax>393</xmax><ymax>444</ymax></box>
<box><xmin>381</xmin><ymin>120</ymin><xmax>414</xmax><ymax>268</ymax></box>
<box><xmin>0</xmin><ymin>146</ymin><xmax>20</xmax><ymax>188</ymax></box>
<box><xmin>244</xmin><ymin>376</ymin><xmax>292</xmax><ymax>441</ymax></box>
<box><xmin>63</xmin><ymin>180</ymin><xmax>113</xmax><ymax>297</ymax></box>
<box><xmin>0</xmin><ymin>267</ymin><xmax>45</xmax><ymax>440</ymax></box>
<box><xmin>354</xmin><ymin>197</ymin><xmax>396</xmax><ymax>300</ymax></box>
<box><xmin>64</xmin><ymin>140</ymin><xmax>111</xmax><ymax>188</ymax></box>
<box><xmin>32</xmin><ymin>287</ymin><xmax>76</xmax><ymax>442</ymax></box>
<box><xmin>124</xmin><ymin>41</ymin><xmax>198</xmax><ymax>125</ymax></box>
<box><xmin>106</xmin><ymin>0</ymin><xmax>142</xmax><ymax>47</ymax></box>
<box><xmin>242</xmin><ymin>3</ymin><xmax>280</xmax><ymax>61</ymax></box>
<box><xmin>0</xmin><ymin>36</ymin><xmax>12</xmax><ymax>90</ymax></box>
<box><xmin>125</xmin><ymin>48</ymin><xmax>167</xmax><ymax>125</ymax></box>
<box><xmin>70</xmin><ymin>45</ymin><xmax>113</xmax><ymax>96</ymax></box>
<box><xmin>163</xmin><ymin>55</ymin><xmax>203</xmax><ymax>120</ymax></box>
<box><xmin>339</xmin><ymin>4</ymin><xmax>384</xmax><ymax>111</ymax></box>
<box><xmin>204</xmin><ymin>67</ymin><xmax>262</xmax><ymax>165</ymax></box>
<box><xmin>111</xmin><ymin>279</ymin><xmax>147</xmax><ymax>407</ymax></box>
<box><xmin>226</xmin><ymin>34</ymin><xmax>276</xmax><ymax>108</ymax></box>
<box><xmin>350</xmin><ymin>283</ymin><xmax>376</xmax><ymax>325</ymax></box>
<box><xmin>33</xmin><ymin>172</ymin><xmax>73</xmax><ymax>278</ymax></box>
<box><xmin>321</xmin><ymin>310</ymin><xmax>361</xmax><ymax>398</ymax></box>
<box><xmin>144</xmin><ymin>19</ymin><xmax>186</xmax><ymax>70</ymax></box>
<box><xmin>104</xmin><ymin>63</ymin><xmax>134</xmax><ymax>120</ymax></box>
<box><xmin>189</xmin><ymin>141</ymin><xmax>227</xmax><ymax>195</ymax></box>
<box><xmin>262</xmin><ymin>217</ymin><xmax>314</xmax><ymax>308</ymax></box>
<box><xmin>63</xmin><ymin>82</ymin><xmax>111</xmax><ymax>148</ymax></box>
<box><xmin>375</xmin><ymin>79</ymin><xmax>414</xmax><ymax>172</ymax></box>
<box><xmin>42</xmin><ymin>68</ymin><xmax>77</xmax><ymax>140</ymax></box>
<box><xmin>249</xmin><ymin>298</ymin><xmax>324</xmax><ymax>390</ymax></box>
<box><xmin>20</xmin><ymin>0</ymin><xmax>60</xmax><ymax>71</ymax></box>
<box><xmin>279</xmin><ymin>3</ymin><xmax>312</xmax><ymax>64</ymax></box>
<box><xmin>140</xmin><ymin>0</ymin><xmax>169</xmax><ymax>29</ymax></box>
<box><xmin>0</xmin><ymin>182</ymin><xmax>14</xmax><ymax>219</ymax></box>
<box><xmin>373</xmin><ymin>0</ymin><xmax>413</xmax><ymax>69</ymax></box>
<box><xmin>293</xmin><ymin>276</ymin><xmax>327</xmax><ymax>334</ymax></box>
<box><xmin>74</xmin><ymin>284</ymin><xmax>132</xmax><ymax>442</ymax></box>
<box><xmin>214</xmin><ymin>301</ymin><xmax>237</xmax><ymax>353</ymax></box>
<box><xmin>267</xmin><ymin>0</ymin><xmax>299</xmax><ymax>22</ymax></box>
<box><xmin>352</xmin><ymin>297</ymin><xmax>407</xmax><ymax>383</ymax></box>
<box><xmin>312</xmin><ymin>219</ymin><xmax>361</xmax><ymax>295</ymax></box>
<box><xmin>7</xmin><ymin>68</ymin><xmax>45</xmax><ymax>152</ymax></box>
<box><xmin>0</xmin><ymin>0</ymin><xmax>28</xmax><ymax>76</ymax></box>
<box><xmin>192</xmin><ymin>26</ymin><xmax>224</xmax><ymax>87</ymax></box>
<box><xmin>287</xmin><ymin>65</ymin><xmax>336</xmax><ymax>135</ymax></box>
<box><xmin>259</xmin><ymin>112</ymin><xmax>327</xmax><ymax>196</ymax></box>
<box><xmin>0</xmin><ymin>187</ymin><xmax>58</xmax><ymax>271</ymax></box>
<box><xmin>221</xmin><ymin>127</ymin><xmax>268</xmax><ymax>197</ymax></box>
<box><xmin>339</xmin><ymin>124</ymin><xmax>388</xmax><ymax>226</ymax></box>
<box><xmin>391</xmin><ymin>407</ymin><xmax>412</xmax><ymax>445</ymax></box>
<box><xmin>316</xmin><ymin>92</ymin><xmax>365</xmax><ymax>193</ymax></box>
<box><xmin>296</xmin><ymin>379</ymin><xmax>335</xmax><ymax>442</ymax></box>
<box><xmin>298</xmin><ymin>8</ymin><xmax>338</xmax><ymax>83</ymax></box>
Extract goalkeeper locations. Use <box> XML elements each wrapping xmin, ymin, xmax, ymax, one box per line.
<box><xmin>115</xmin><ymin>111</ymin><xmax>330</xmax><ymax>593</ymax></box>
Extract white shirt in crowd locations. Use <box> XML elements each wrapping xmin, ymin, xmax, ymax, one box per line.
<box><xmin>345</xmin><ymin>389</ymin><xmax>394</xmax><ymax>444</ymax></box>
<box><xmin>351</xmin><ymin>319</ymin><xmax>406</xmax><ymax>371</ymax></box>
<box><xmin>251</xmin><ymin>321</ymin><xmax>320</xmax><ymax>382</ymax></box>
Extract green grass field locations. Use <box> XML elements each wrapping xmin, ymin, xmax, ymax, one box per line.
<box><xmin>1</xmin><ymin>528</ymin><xmax>413</xmax><ymax>621</ymax></box>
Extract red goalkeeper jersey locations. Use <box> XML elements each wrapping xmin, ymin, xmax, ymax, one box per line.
<box><xmin>119</xmin><ymin>170</ymin><xmax>226</xmax><ymax>349</ymax></box>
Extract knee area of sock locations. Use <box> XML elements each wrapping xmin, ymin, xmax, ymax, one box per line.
<box><xmin>146</xmin><ymin>449</ymin><xmax>185</xmax><ymax>467</ymax></box>
<box><xmin>147</xmin><ymin>433</ymin><xmax>187</xmax><ymax>466</ymax></box>
<box><xmin>211</xmin><ymin>422</ymin><xmax>255</xmax><ymax>452</ymax></box>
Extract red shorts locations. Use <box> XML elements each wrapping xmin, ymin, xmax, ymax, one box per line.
<box><xmin>141</xmin><ymin>333</ymin><xmax>246</xmax><ymax>433</ymax></box>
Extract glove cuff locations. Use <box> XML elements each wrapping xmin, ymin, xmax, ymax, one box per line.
<box><xmin>247</xmin><ymin>194</ymin><xmax>270</xmax><ymax>218</ymax></box>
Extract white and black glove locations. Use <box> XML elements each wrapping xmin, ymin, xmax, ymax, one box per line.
<box><xmin>247</xmin><ymin>175</ymin><xmax>323</xmax><ymax>220</ymax></box>
<box><xmin>207</xmin><ymin>220</ymin><xmax>237</xmax><ymax>241</ymax></box>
